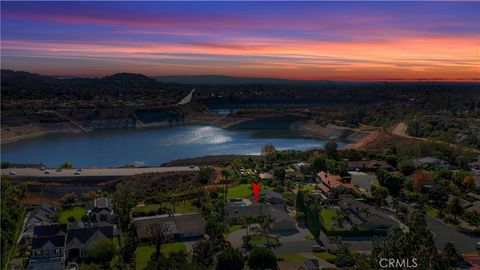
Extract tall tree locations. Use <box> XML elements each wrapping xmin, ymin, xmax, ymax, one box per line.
<box><xmin>112</xmin><ymin>182</ymin><xmax>136</xmax><ymax>232</ymax></box>
<box><xmin>247</xmin><ymin>248</ymin><xmax>277</xmax><ymax>270</ymax></box>
<box><xmin>148</xmin><ymin>221</ymin><xmax>172</xmax><ymax>259</ymax></box>
<box><xmin>324</xmin><ymin>140</ymin><xmax>339</xmax><ymax>160</ymax></box>
<box><xmin>192</xmin><ymin>240</ymin><xmax>216</xmax><ymax>268</ymax></box>
<box><xmin>86</xmin><ymin>240</ymin><xmax>117</xmax><ymax>269</ymax></box>
<box><xmin>216</xmin><ymin>246</ymin><xmax>245</xmax><ymax>270</ymax></box>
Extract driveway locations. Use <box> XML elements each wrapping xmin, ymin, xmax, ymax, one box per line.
<box><xmin>426</xmin><ymin>215</ymin><xmax>479</xmax><ymax>253</ymax></box>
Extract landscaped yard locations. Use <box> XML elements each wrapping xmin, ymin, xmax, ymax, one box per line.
<box><xmin>58</xmin><ymin>206</ymin><xmax>86</xmax><ymax>224</ymax></box>
<box><xmin>136</xmin><ymin>243</ymin><xmax>186</xmax><ymax>270</ymax></box>
<box><xmin>320</xmin><ymin>208</ymin><xmax>339</xmax><ymax>231</ymax></box>
<box><xmin>426</xmin><ymin>206</ymin><xmax>439</xmax><ymax>218</ymax></box>
<box><xmin>133</xmin><ymin>200</ymin><xmax>197</xmax><ymax>215</ymax></box>
<box><xmin>224</xmin><ymin>224</ymin><xmax>242</xmax><ymax>238</ymax></box>
<box><xmin>278</xmin><ymin>253</ymin><xmax>307</xmax><ymax>262</ymax></box>
<box><xmin>227</xmin><ymin>184</ymin><xmax>252</xmax><ymax>199</ymax></box>
<box><xmin>299</xmin><ymin>184</ymin><xmax>316</xmax><ymax>192</ymax></box>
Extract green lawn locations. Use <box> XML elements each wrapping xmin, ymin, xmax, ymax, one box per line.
<box><xmin>58</xmin><ymin>206</ymin><xmax>86</xmax><ymax>224</ymax></box>
<box><xmin>224</xmin><ymin>224</ymin><xmax>243</xmax><ymax>238</ymax></box>
<box><xmin>227</xmin><ymin>184</ymin><xmax>252</xmax><ymax>199</ymax></box>
<box><xmin>136</xmin><ymin>243</ymin><xmax>186</xmax><ymax>270</ymax></box>
<box><xmin>250</xmin><ymin>235</ymin><xmax>268</xmax><ymax>245</ymax></box>
<box><xmin>312</xmin><ymin>252</ymin><xmax>337</xmax><ymax>261</ymax></box>
<box><xmin>426</xmin><ymin>206</ymin><xmax>439</xmax><ymax>218</ymax></box>
<box><xmin>133</xmin><ymin>201</ymin><xmax>197</xmax><ymax>215</ymax></box>
<box><xmin>299</xmin><ymin>184</ymin><xmax>316</xmax><ymax>192</ymax></box>
<box><xmin>320</xmin><ymin>208</ymin><xmax>339</xmax><ymax>231</ymax></box>
<box><xmin>278</xmin><ymin>253</ymin><xmax>307</xmax><ymax>262</ymax></box>
<box><xmin>304</xmin><ymin>234</ymin><xmax>314</xmax><ymax>240</ymax></box>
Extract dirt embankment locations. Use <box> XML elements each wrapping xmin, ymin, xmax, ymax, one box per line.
<box><xmin>1</xmin><ymin>123</ymin><xmax>83</xmax><ymax>144</ymax></box>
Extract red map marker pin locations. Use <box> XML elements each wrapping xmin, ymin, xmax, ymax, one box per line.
<box><xmin>251</xmin><ymin>181</ymin><xmax>262</xmax><ymax>203</ymax></box>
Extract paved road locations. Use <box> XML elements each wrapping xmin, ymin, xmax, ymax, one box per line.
<box><xmin>2</xmin><ymin>166</ymin><xmax>199</xmax><ymax>178</ymax></box>
<box><xmin>426</xmin><ymin>215</ymin><xmax>479</xmax><ymax>253</ymax></box>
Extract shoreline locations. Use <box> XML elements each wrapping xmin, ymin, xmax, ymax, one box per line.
<box><xmin>1</xmin><ymin>114</ymin><xmax>375</xmax><ymax>151</ymax></box>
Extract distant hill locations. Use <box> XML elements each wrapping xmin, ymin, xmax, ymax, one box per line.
<box><xmin>154</xmin><ymin>75</ymin><xmax>323</xmax><ymax>85</ymax></box>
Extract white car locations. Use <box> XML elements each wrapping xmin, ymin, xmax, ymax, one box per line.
<box><xmin>74</xmin><ymin>171</ymin><xmax>81</xmax><ymax>176</ymax></box>
<box><xmin>9</xmin><ymin>171</ymin><xmax>16</xmax><ymax>176</ymax></box>
<box><xmin>312</xmin><ymin>245</ymin><xmax>326</xmax><ymax>252</ymax></box>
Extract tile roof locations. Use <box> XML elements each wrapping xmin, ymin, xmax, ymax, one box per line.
<box><xmin>317</xmin><ymin>171</ymin><xmax>353</xmax><ymax>190</ymax></box>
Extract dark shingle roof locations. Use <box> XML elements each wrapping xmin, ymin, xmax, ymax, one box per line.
<box><xmin>33</xmin><ymin>224</ymin><xmax>67</xmax><ymax>237</ymax></box>
<box><xmin>67</xmin><ymin>224</ymin><xmax>114</xmax><ymax>244</ymax></box>
<box><xmin>31</xmin><ymin>235</ymin><xmax>65</xmax><ymax>249</ymax></box>
<box><xmin>134</xmin><ymin>213</ymin><xmax>205</xmax><ymax>239</ymax></box>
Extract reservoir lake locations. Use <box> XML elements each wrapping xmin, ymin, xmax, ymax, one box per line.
<box><xmin>1</xmin><ymin>125</ymin><xmax>338</xmax><ymax>167</ymax></box>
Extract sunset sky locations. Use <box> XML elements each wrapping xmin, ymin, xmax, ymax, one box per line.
<box><xmin>1</xmin><ymin>1</ymin><xmax>479</xmax><ymax>81</ymax></box>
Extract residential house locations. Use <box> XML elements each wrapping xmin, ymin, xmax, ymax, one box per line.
<box><xmin>134</xmin><ymin>212</ymin><xmax>205</xmax><ymax>240</ymax></box>
<box><xmin>339</xmin><ymin>198</ymin><xmax>396</xmax><ymax>231</ymax></box>
<box><xmin>224</xmin><ymin>201</ymin><xmax>297</xmax><ymax>231</ymax></box>
<box><xmin>316</xmin><ymin>171</ymin><xmax>354</xmax><ymax>196</ymax></box>
<box><xmin>66</xmin><ymin>223</ymin><xmax>115</xmax><ymax>263</ymax></box>
<box><xmin>26</xmin><ymin>224</ymin><xmax>67</xmax><ymax>270</ymax></box>
<box><xmin>22</xmin><ymin>204</ymin><xmax>56</xmax><ymax>243</ymax></box>
<box><xmin>277</xmin><ymin>260</ymin><xmax>320</xmax><ymax>270</ymax></box>
<box><xmin>347</xmin><ymin>160</ymin><xmax>392</xmax><ymax>172</ymax></box>
<box><xmin>413</xmin><ymin>157</ymin><xmax>450</xmax><ymax>169</ymax></box>
<box><xmin>259</xmin><ymin>190</ymin><xmax>287</xmax><ymax>205</ymax></box>
<box><xmin>292</xmin><ymin>162</ymin><xmax>310</xmax><ymax>172</ymax></box>
<box><xmin>86</xmin><ymin>198</ymin><xmax>116</xmax><ymax>223</ymax></box>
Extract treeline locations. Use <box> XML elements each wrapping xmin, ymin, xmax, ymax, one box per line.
<box><xmin>1</xmin><ymin>181</ymin><xmax>27</xmax><ymax>270</ymax></box>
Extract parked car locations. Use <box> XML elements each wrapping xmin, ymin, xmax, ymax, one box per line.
<box><xmin>74</xmin><ymin>171</ymin><xmax>81</xmax><ymax>175</ymax></box>
<box><xmin>44</xmin><ymin>171</ymin><xmax>51</xmax><ymax>174</ymax></box>
<box><xmin>189</xmin><ymin>165</ymin><xmax>195</xmax><ymax>169</ymax></box>
<box><xmin>312</xmin><ymin>244</ymin><xmax>326</xmax><ymax>252</ymax></box>
<box><xmin>9</xmin><ymin>171</ymin><xmax>16</xmax><ymax>176</ymax></box>
<box><xmin>76</xmin><ymin>168</ymin><xmax>83</xmax><ymax>172</ymax></box>
<box><xmin>476</xmin><ymin>241</ymin><xmax>480</xmax><ymax>251</ymax></box>
<box><xmin>56</xmin><ymin>169</ymin><xmax>62</xmax><ymax>172</ymax></box>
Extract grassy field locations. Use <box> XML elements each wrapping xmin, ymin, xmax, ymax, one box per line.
<box><xmin>224</xmin><ymin>224</ymin><xmax>243</xmax><ymax>238</ymax></box>
<box><xmin>299</xmin><ymin>184</ymin><xmax>316</xmax><ymax>192</ymax></box>
<box><xmin>136</xmin><ymin>243</ymin><xmax>186</xmax><ymax>270</ymax></box>
<box><xmin>320</xmin><ymin>208</ymin><xmax>339</xmax><ymax>231</ymax></box>
<box><xmin>227</xmin><ymin>184</ymin><xmax>252</xmax><ymax>199</ymax></box>
<box><xmin>426</xmin><ymin>206</ymin><xmax>439</xmax><ymax>218</ymax></box>
<box><xmin>133</xmin><ymin>200</ymin><xmax>197</xmax><ymax>215</ymax></box>
<box><xmin>278</xmin><ymin>253</ymin><xmax>307</xmax><ymax>262</ymax></box>
<box><xmin>58</xmin><ymin>206</ymin><xmax>86</xmax><ymax>224</ymax></box>
<box><xmin>312</xmin><ymin>252</ymin><xmax>337</xmax><ymax>261</ymax></box>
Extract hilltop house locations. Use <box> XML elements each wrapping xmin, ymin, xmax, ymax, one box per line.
<box><xmin>26</xmin><ymin>224</ymin><xmax>67</xmax><ymax>270</ymax></box>
<box><xmin>66</xmin><ymin>222</ymin><xmax>115</xmax><ymax>263</ymax></box>
<box><xmin>347</xmin><ymin>160</ymin><xmax>392</xmax><ymax>172</ymax></box>
<box><xmin>316</xmin><ymin>171</ymin><xmax>354</xmax><ymax>196</ymax></box>
<box><xmin>134</xmin><ymin>212</ymin><xmax>206</xmax><ymax>240</ymax></box>
<box><xmin>413</xmin><ymin>157</ymin><xmax>451</xmax><ymax>169</ymax></box>
<box><xmin>86</xmin><ymin>198</ymin><xmax>116</xmax><ymax>223</ymax></box>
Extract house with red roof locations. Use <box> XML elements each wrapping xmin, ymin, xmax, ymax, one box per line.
<box><xmin>316</xmin><ymin>171</ymin><xmax>355</xmax><ymax>195</ymax></box>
